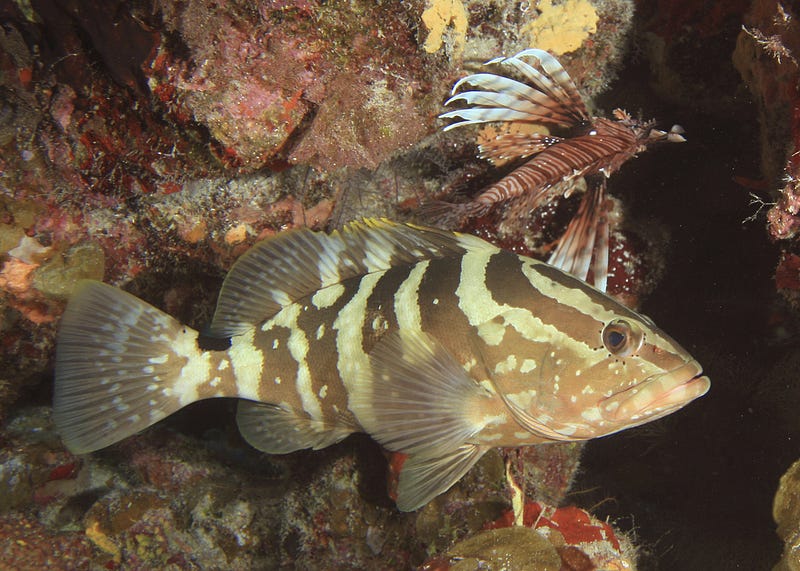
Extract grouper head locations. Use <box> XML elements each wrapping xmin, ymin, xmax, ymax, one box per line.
<box><xmin>482</xmin><ymin>257</ymin><xmax>710</xmax><ymax>443</ymax></box>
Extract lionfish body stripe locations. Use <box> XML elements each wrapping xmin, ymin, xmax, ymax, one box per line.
<box><xmin>53</xmin><ymin>220</ymin><xmax>708</xmax><ymax>512</ymax></box>
<box><xmin>471</xmin><ymin>118</ymin><xmax>638</xmax><ymax>210</ymax></box>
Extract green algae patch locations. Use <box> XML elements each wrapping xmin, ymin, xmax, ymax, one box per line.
<box><xmin>446</xmin><ymin>526</ymin><xmax>561</xmax><ymax>571</ymax></box>
<box><xmin>33</xmin><ymin>242</ymin><xmax>105</xmax><ymax>299</ymax></box>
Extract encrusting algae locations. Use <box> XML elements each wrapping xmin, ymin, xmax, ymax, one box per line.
<box><xmin>522</xmin><ymin>0</ymin><xmax>599</xmax><ymax>55</ymax></box>
<box><xmin>421</xmin><ymin>0</ymin><xmax>469</xmax><ymax>55</ymax></box>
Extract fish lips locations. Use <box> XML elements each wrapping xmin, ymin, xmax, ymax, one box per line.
<box><xmin>600</xmin><ymin>359</ymin><xmax>710</xmax><ymax>424</ymax></box>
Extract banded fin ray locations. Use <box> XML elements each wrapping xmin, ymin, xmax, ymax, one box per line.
<box><xmin>54</xmin><ymin>281</ymin><xmax>196</xmax><ymax>454</ymax></box>
<box><xmin>396</xmin><ymin>444</ymin><xmax>489</xmax><ymax>512</ymax></box>
<box><xmin>236</xmin><ymin>401</ymin><xmax>356</xmax><ymax>454</ymax></box>
<box><xmin>208</xmin><ymin>219</ymin><xmax>493</xmax><ymax>337</ymax></box>
<box><xmin>492</xmin><ymin>49</ymin><xmax>589</xmax><ymax>124</ymax></box>
<box><xmin>547</xmin><ymin>183</ymin><xmax>610</xmax><ymax>290</ymax></box>
<box><xmin>440</xmin><ymin>106</ymin><xmax>541</xmax><ymax>128</ymax></box>
<box><xmin>590</xmin><ymin>197</ymin><xmax>611</xmax><ymax>293</ymax></box>
<box><xmin>351</xmin><ymin>330</ymin><xmax>493</xmax><ymax>458</ymax></box>
<box><xmin>441</xmin><ymin>50</ymin><xmax>590</xmax><ymax>138</ymax></box>
<box><xmin>447</xmin><ymin>90</ymin><xmax>548</xmax><ymax>116</ymax></box>
<box><xmin>416</xmin><ymin>200</ymin><xmax>491</xmax><ymax>231</ymax></box>
<box><xmin>441</xmin><ymin>75</ymin><xmax>579</xmax><ymax>129</ymax></box>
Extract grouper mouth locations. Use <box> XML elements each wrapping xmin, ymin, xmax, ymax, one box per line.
<box><xmin>600</xmin><ymin>359</ymin><xmax>710</xmax><ymax>423</ymax></box>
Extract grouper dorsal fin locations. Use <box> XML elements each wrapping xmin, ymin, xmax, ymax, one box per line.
<box><xmin>207</xmin><ymin>219</ymin><xmax>495</xmax><ymax>337</ymax></box>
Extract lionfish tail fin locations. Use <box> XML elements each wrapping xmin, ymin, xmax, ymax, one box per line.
<box><xmin>440</xmin><ymin>50</ymin><xmax>591</xmax><ymax>143</ymax></box>
<box><xmin>614</xmin><ymin>108</ymin><xmax>687</xmax><ymax>146</ymax></box>
<box><xmin>548</xmin><ymin>183</ymin><xmax>610</xmax><ymax>291</ymax></box>
<box><xmin>653</xmin><ymin>124</ymin><xmax>687</xmax><ymax>143</ymax></box>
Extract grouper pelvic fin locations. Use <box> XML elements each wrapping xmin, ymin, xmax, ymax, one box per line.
<box><xmin>54</xmin><ymin>281</ymin><xmax>200</xmax><ymax>454</ymax></box>
<box><xmin>207</xmin><ymin>218</ymin><xmax>493</xmax><ymax>337</ymax></box>
<box><xmin>396</xmin><ymin>444</ymin><xmax>489</xmax><ymax>512</ymax></box>
<box><xmin>351</xmin><ymin>330</ymin><xmax>495</xmax><ymax>510</ymax></box>
<box><xmin>236</xmin><ymin>400</ymin><xmax>356</xmax><ymax>454</ymax></box>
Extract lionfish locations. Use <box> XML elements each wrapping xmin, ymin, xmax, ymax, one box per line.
<box><xmin>54</xmin><ymin>219</ymin><xmax>709</xmax><ymax>511</ymax></box>
<box><xmin>435</xmin><ymin>49</ymin><xmax>686</xmax><ymax>291</ymax></box>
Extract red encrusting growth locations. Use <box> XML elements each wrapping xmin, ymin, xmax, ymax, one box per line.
<box><xmin>485</xmin><ymin>501</ymin><xmax>620</xmax><ymax>551</ymax></box>
<box><xmin>776</xmin><ymin>252</ymin><xmax>800</xmax><ymax>291</ymax></box>
<box><xmin>386</xmin><ymin>452</ymin><xmax>408</xmax><ymax>503</ymax></box>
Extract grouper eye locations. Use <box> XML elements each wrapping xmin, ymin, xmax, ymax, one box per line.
<box><xmin>602</xmin><ymin>319</ymin><xmax>643</xmax><ymax>357</ymax></box>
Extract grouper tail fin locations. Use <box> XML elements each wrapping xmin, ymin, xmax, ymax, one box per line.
<box><xmin>54</xmin><ymin>281</ymin><xmax>204</xmax><ymax>454</ymax></box>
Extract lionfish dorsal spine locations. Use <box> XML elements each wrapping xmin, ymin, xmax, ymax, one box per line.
<box><xmin>491</xmin><ymin>49</ymin><xmax>589</xmax><ymax>125</ymax></box>
<box><xmin>441</xmin><ymin>49</ymin><xmax>591</xmax><ymax>131</ymax></box>
<box><xmin>441</xmin><ymin>74</ymin><xmax>578</xmax><ymax>129</ymax></box>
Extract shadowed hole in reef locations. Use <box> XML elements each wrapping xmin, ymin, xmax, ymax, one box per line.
<box><xmin>166</xmin><ymin>399</ymin><xmax>392</xmax><ymax>500</ymax></box>
<box><xmin>570</xmin><ymin>54</ymin><xmax>786</xmax><ymax>569</ymax></box>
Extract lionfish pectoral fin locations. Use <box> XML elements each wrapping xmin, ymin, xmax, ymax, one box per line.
<box><xmin>350</xmin><ymin>330</ymin><xmax>491</xmax><ymax>459</ymax></box>
<box><xmin>54</xmin><ymin>281</ymin><xmax>196</xmax><ymax>454</ymax></box>
<box><xmin>441</xmin><ymin>50</ymin><xmax>591</xmax><ymax>132</ymax></box>
<box><xmin>395</xmin><ymin>444</ymin><xmax>489</xmax><ymax>511</ymax></box>
<box><xmin>236</xmin><ymin>401</ymin><xmax>356</xmax><ymax>454</ymax></box>
<box><xmin>440</xmin><ymin>106</ymin><xmax>536</xmax><ymax>129</ymax></box>
<box><xmin>548</xmin><ymin>182</ymin><xmax>609</xmax><ymax>291</ymax></box>
<box><xmin>445</xmin><ymin>74</ymin><xmax>573</xmax><ymax>125</ymax></box>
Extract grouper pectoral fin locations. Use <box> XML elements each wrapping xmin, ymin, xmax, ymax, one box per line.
<box><xmin>206</xmin><ymin>218</ymin><xmax>494</xmax><ymax>337</ymax></box>
<box><xmin>396</xmin><ymin>445</ymin><xmax>489</xmax><ymax>512</ymax></box>
<box><xmin>236</xmin><ymin>400</ymin><xmax>355</xmax><ymax>454</ymax></box>
<box><xmin>352</xmin><ymin>329</ymin><xmax>493</xmax><ymax>457</ymax></box>
<box><xmin>350</xmin><ymin>329</ymin><xmax>496</xmax><ymax>509</ymax></box>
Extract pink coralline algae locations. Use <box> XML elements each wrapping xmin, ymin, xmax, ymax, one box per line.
<box><xmin>288</xmin><ymin>72</ymin><xmax>428</xmax><ymax>170</ymax></box>
<box><xmin>0</xmin><ymin>512</ymin><xmax>94</xmax><ymax>570</ymax></box>
<box><xmin>768</xmin><ymin>162</ymin><xmax>800</xmax><ymax>243</ymax></box>
<box><xmin>150</xmin><ymin>0</ymin><xmax>446</xmax><ymax>171</ymax></box>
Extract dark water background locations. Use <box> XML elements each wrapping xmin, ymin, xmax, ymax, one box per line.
<box><xmin>572</xmin><ymin>46</ymin><xmax>793</xmax><ymax>568</ymax></box>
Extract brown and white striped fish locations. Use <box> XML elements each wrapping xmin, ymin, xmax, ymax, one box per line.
<box><xmin>54</xmin><ymin>219</ymin><xmax>709</xmax><ymax>511</ymax></box>
<box><xmin>435</xmin><ymin>49</ymin><xmax>686</xmax><ymax>291</ymax></box>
